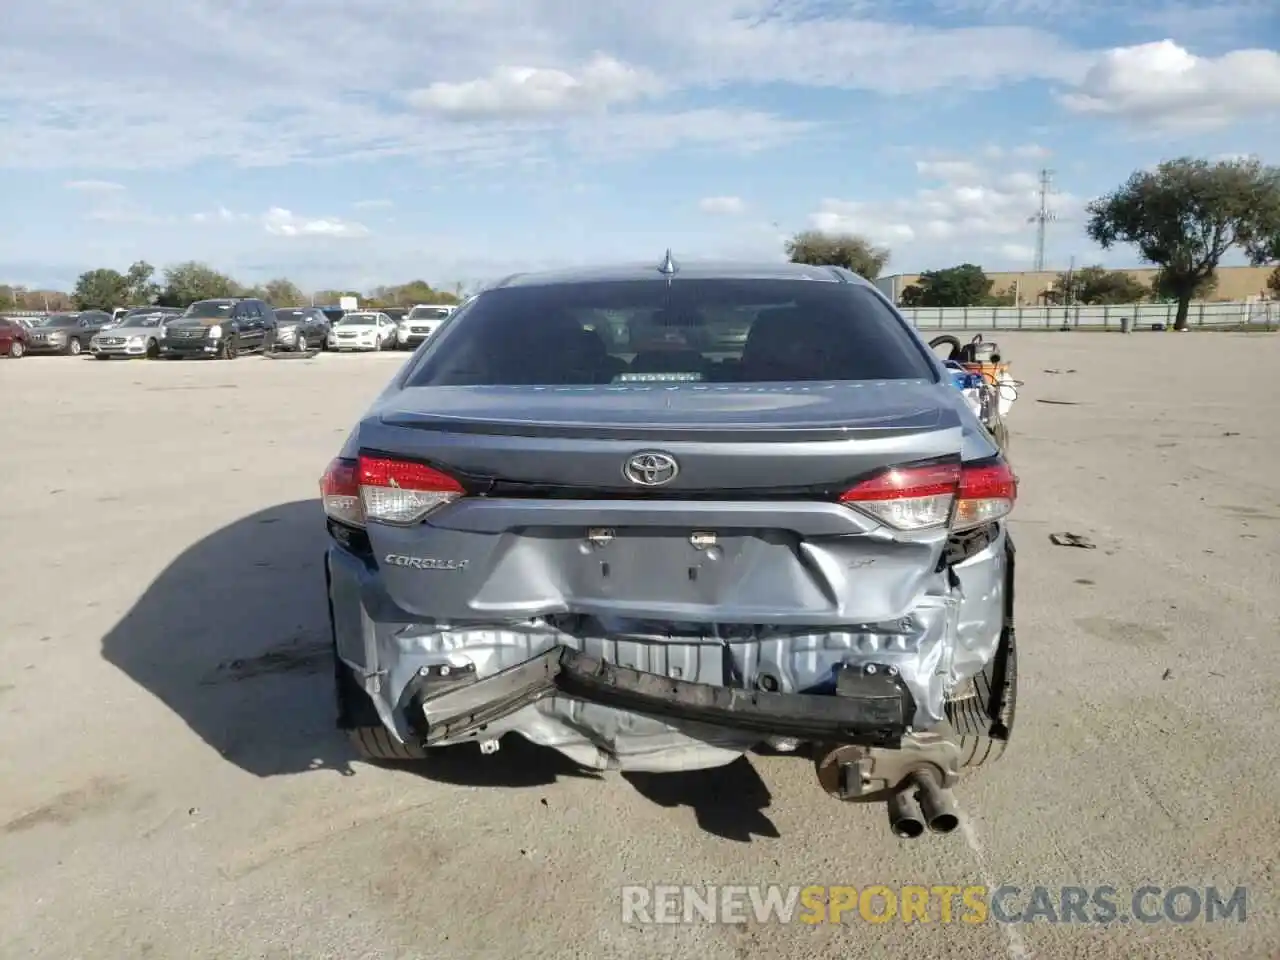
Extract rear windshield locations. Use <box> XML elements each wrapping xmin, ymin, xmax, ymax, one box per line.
<box><xmin>402</xmin><ymin>279</ymin><xmax>934</xmax><ymax>387</ymax></box>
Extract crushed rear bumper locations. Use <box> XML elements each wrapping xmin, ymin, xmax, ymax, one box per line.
<box><xmin>404</xmin><ymin>647</ymin><xmax>913</xmax><ymax>749</ymax></box>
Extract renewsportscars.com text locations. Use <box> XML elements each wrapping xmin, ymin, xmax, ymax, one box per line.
<box><xmin>621</xmin><ymin>884</ymin><xmax>1248</xmax><ymax>925</ymax></box>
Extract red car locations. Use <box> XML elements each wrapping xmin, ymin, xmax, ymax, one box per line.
<box><xmin>0</xmin><ymin>318</ymin><xmax>28</xmax><ymax>358</ymax></box>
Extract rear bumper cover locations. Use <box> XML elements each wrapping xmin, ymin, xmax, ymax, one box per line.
<box><xmin>405</xmin><ymin>647</ymin><xmax>913</xmax><ymax>749</ymax></box>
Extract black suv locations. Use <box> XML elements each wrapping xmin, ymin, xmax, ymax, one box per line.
<box><xmin>160</xmin><ymin>298</ymin><xmax>277</xmax><ymax>359</ymax></box>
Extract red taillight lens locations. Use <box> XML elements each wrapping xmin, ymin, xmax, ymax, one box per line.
<box><xmin>839</xmin><ymin>462</ymin><xmax>961</xmax><ymax>531</ymax></box>
<box><xmin>838</xmin><ymin>458</ymin><xmax>1017</xmax><ymax>532</ymax></box>
<box><xmin>320</xmin><ymin>457</ymin><xmax>363</xmax><ymax>526</ymax></box>
<box><xmin>953</xmin><ymin>459</ymin><xmax>1018</xmax><ymax>531</ymax></box>
<box><xmin>356</xmin><ymin>454</ymin><xmax>464</xmax><ymax>526</ymax></box>
<box><xmin>320</xmin><ymin>454</ymin><xmax>465</xmax><ymax>527</ymax></box>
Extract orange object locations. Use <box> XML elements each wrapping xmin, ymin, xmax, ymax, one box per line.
<box><xmin>961</xmin><ymin>361</ymin><xmax>1010</xmax><ymax>386</ymax></box>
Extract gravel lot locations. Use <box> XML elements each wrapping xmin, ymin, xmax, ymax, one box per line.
<box><xmin>1</xmin><ymin>334</ymin><xmax>1277</xmax><ymax>960</ymax></box>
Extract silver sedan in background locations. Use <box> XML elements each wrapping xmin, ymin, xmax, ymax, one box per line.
<box><xmin>89</xmin><ymin>309</ymin><xmax>181</xmax><ymax>359</ymax></box>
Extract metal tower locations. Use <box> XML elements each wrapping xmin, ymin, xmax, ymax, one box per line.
<box><xmin>1028</xmin><ymin>168</ymin><xmax>1056</xmax><ymax>272</ymax></box>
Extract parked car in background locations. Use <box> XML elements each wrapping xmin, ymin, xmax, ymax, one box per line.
<box><xmin>0</xmin><ymin>317</ymin><xmax>29</xmax><ymax>357</ymax></box>
<box><xmin>327</xmin><ymin>311</ymin><xmax>396</xmax><ymax>351</ymax></box>
<box><xmin>159</xmin><ymin>297</ymin><xmax>276</xmax><ymax>359</ymax></box>
<box><xmin>25</xmin><ymin>310</ymin><xmax>114</xmax><ymax>355</ymax></box>
<box><xmin>273</xmin><ymin>307</ymin><xmax>331</xmax><ymax>352</ymax></box>
<box><xmin>381</xmin><ymin>307</ymin><xmax>408</xmax><ymax>324</ymax></box>
<box><xmin>395</xmin><ymin>303</ymin><xmax>456</xmax><ymax>350</ymax></box>
<box><xmin>89</xmin><ymin>309</ymin><xmax>181</xmax><ymax>359</ymax></box>
<box><xmin>316</xmin><ymin>305</ymin><xmax>347</xmax><ymax>326</ymax></box>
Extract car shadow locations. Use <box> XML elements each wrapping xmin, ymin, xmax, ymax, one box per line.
<box><xmin>623</xmin><ymin>758</ymin><xmax>781</xmax><ymax>842</ymax></box>
<box><xmin>101</xmin><ymin>499</ymin><xmax>362</xmax><ymax>778</ymax></box>
<box><xmin>100</xmin><ymin>498</ymin><xmax>779</xmax><ymax>838</ymax></box>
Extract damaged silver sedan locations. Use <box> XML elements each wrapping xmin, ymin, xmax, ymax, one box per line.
<box><xmin>321</xmin><ymin>255</ymin><xmax>1019</xmax><ymax>839</ymax></box>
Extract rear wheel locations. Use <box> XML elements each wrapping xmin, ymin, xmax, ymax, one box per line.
<box><xmin>9</xmin><ymin>340</ymin><xmax>24</xmax><ymax>358</ymax></box>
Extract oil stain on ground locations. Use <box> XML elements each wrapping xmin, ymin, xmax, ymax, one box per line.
<box><xmin>202</xmin><ymin>637</ymin><xmax>331</xmax><ymax>685</ymax></box>
<box><xmin>1075</xmin><ymin>616</ymin><xmax>1169</xmax><ymax>647</ymax></box>
<box><xmin>2</xmin><ymin>776</ymin><xmax>132</xmax><ymax>834</ymax></box>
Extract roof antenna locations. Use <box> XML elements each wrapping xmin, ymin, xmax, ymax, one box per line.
<box><xmin>657</xmin><ymin>249</ymin><xmax>678</xmax><ymax>276</ymax></box>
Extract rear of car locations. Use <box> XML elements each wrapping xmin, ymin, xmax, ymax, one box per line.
<box><xmin>322</xmin><ymin>262</ymin><xmax>1018</xmax><ymax>836</ymax></box>
<box><xmin>395</xmin><ymin>304</ymin><xmax>455</xmax><ymax>349</ymax></box>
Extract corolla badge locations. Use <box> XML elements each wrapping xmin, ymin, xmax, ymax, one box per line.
<box><xmin>623</xmin><ymin>452</ymin><xmax>679</xmax><ymax>487</ymax></box>
<box><xmin>384</xmin><ymin>554</ymin><xmax>469</xmax><ymax>571</ymax></box>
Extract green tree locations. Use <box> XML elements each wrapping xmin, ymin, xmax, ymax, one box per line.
<box><xmin>155</xmin><ymin>261</ymin><xmax>240</xmax><ymax>307</ymax></box>
<box><xmin>898</xmin><ymin>284</ymin><xmax>925</xmax><ymax>307</ymax></box>
<box><xmin>72</xmin><ymin>268</ymin><xmax>131</xmax><ymax>311</ymax></box>
<box><xmin>1267</xmin><ymin>266</ymin><xmax>1280</xmax><ymax>298</ymax></box>
<box><xmin>125</xmin><ymin>260</ymin><xmax>160</xmax><ymax>305</ymax></box>
<box><xmin>1086</xmin><ymin>156</ymin><xmax>1280</xmax><ymax>330</ymax></box>
<box><xmin>1056</xmin><ymin>265</ymin><xmax>1148</xmax><ymax>305</ymax></box>
<box><xmin>1151</xmin><ymin>270</ymin><xmax>1217</xmax><ymax>303</ymax></box>
<box><xmin>784</xmin><ymin>230</ymin><xmax>890</xmax><ymax>279</ymax></box>
<box><xmin>912</xmin><ymin>264</ymin><xmax>993</xmax><ymax>307</ymax></box>
<box><xmin>263</xmin><ymin>278</ymin><xmax>305</xmax><ymax>306</ymax></box>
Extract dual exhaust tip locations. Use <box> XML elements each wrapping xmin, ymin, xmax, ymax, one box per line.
<box><xmin>887</xmin><ymin>769</ymin><xmax>960</xmax><ymax>838</ymax></box>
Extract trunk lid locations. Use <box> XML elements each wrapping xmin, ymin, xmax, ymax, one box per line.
<box><xmin>356</xmin><ymin>381</ymin><xmax>963</xmax><ymax>624</ymax></box>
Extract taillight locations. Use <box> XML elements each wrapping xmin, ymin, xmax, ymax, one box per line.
<box><xmin>952</xmin><ymin>459</ymin><xmax>1018</xmax><ymax>531</ymax></box>
<box><xmin>320</xmin><ymin>457</ymin><xmax>362</xmax><ymax>526</ymax></box>
<box><xmin>319</xmin><ymin>454</ymin><xmax>465</xmax><ymax>527</ymax></box>
<box><xmin>838</xmin><ymin>458</ymin><xmax>1017</xmax><ymax>532</ymax></box>
<box><xmin>839</xmin><ymin>462</ymin><xmax>961</xmax><ymax>531</ymax></box>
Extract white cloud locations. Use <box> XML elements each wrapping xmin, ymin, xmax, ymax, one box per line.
<box><xmin>807</xmin><ymin>158</ymin><xmax>1081</xmax><ymax>269</ymax></box>
<box><xmin>1058</xmin><ymin>40</ymin><xmax>1280</xmax><ymax>129</ymax></box>
<box><xmin>64</xmin><ymin>179</ymin><xmax>124</xmax><ymax>192</ymax></box>
<box><xmin>261</xmin><ymin>207</ymin><xmax>369</xmax><ymax>238</ymax></box>
<box><xmin>698</xmin><ymin>196</ymin><xmax>746</xmax><ymax>215</ymax></box>
<box><xmin>0</xmin><ymin>2</ymin><xmax>1103</xmax><ymax>170</ymax></box>
<box><xmin>997</xmin><ymin>243</ymin><xmax>1036</xmax><ymax>262</ymax></box>
<box><xmin>407</xmin><ymin>54</ymin><xmax>660</xmax><ymax>118</ymax></box>
<box><xmin>916</xmin><ymin>160</ymin><xmax>984</xmax><ymax>183</ymax></box>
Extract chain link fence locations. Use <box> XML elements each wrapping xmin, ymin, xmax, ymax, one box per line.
<box><xmin>899</xmin><ymin>300</ymin><xmax>1276</xmax><ymax>331</ymax></box>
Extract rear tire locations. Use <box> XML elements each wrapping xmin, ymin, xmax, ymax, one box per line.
<box><xmin>349</xmin><ymin>726</ymin><xmax>428</xmax><ymax>761</ymax></box>
<box><xmin>9</xmin><ymin>340</ymin><xmax>24</xmax><ymax>358</ymax></box>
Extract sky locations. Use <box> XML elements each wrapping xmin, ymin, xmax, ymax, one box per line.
<box><xmin>1</xmin><ymin>0</ymin><xmax>1277</xmax><ymax>293</ymax></box>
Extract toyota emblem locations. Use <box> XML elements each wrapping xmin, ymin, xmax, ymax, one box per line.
<box><xmin>623</xmin><ymin>452</ymin><xmax>679</xmax><ymax>487</ymax></box>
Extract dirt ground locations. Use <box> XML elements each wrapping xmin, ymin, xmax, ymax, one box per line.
<box><xmin>0</xmin><ymin>332</ymin><xmax>1276</xmax><ymax>959</ymax></box>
